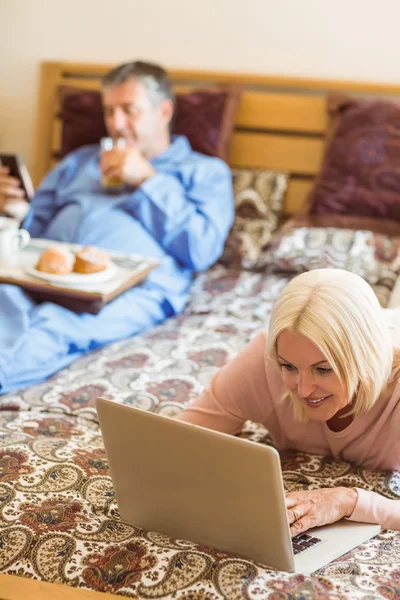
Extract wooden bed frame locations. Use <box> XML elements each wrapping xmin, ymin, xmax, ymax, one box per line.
<box><xmin>0</xmin><ymin>574</ymin><xmax>117</xmax><ymax>599</ymax></box>
<box><xmin>32</xmin><ymin>62</ymin><xmax>400</xmax><ymax>217</ymax></box>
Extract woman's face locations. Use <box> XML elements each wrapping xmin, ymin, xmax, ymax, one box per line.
<box><xmin>276</xmin><ymin>329</ymin><xmax>351</xmax><ymax>422</ymax></box>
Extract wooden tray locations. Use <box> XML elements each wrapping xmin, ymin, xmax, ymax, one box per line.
<box><xmin>0</xmin><ymin>239</ymin><xmax>159</xmax><ymax>314</ymax></box>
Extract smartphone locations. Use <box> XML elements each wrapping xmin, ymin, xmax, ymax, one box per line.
<box><xmin>0</xmin><ymin>154</ymin><xmax>34</xmax><ymax>201</ymax></box>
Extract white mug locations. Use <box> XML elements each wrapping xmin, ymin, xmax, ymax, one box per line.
<box><xmin>0</xmin><ymin>216</ymin><xmax>20</xmax><ymax>230</ymax></box>
<box><xmin>0</xmin><ymin>226</ymin><xmax>30</xmax><ymax>266</ymax></box>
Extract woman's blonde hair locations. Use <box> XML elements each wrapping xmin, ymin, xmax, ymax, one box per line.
<box><xmin>267</xmin><ymin>268</ymin><xmax>394</xmax><ymax>422</ymax></box>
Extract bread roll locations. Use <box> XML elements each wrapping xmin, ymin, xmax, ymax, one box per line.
<box><xmin>74</xmin><ymin>246</ymin><xmax>110</xmax><ymax>274</ymax></box>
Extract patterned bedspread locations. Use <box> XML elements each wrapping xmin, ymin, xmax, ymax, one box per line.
<box><xmin>1</xmin><ymin>266</ymin><xmax>399</xmax><ymax>599</ymax></box>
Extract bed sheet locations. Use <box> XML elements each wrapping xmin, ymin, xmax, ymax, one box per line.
<box><xmin>0</xmin><ymin>266</ymin><xmax>399</xmax><ymax>599</ymax></box>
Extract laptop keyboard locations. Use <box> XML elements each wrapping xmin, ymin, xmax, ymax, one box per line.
<box><xmin>292</xmin><ymin>533</ymin><xmax>322</xmax><ymax>555</ymax></box>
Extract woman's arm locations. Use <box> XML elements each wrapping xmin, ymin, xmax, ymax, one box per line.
<box><xmin>176</xmin><ymin>330</ymin><xmax>275</xmax><ymax>434</ymax></box>
<box><xmin>285</xmin><ymin>487</ymin><xmax>400</xmax><ymax>536</ymax></box>
<box><xmin>347</xmin><ymin>487</ymin><xmax>400</xmax><ymax>530</ymax></box>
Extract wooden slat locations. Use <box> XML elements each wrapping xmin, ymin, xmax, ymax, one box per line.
<box><xmin>60</xmin><ymin>62</ymin><xmax>113</xmax><ymax>77</ymax></box>
<box><xmin>0</xmin><ymin>574</ymin><xmax>117</xmax><ymax>600</ymax></box>
<box><xmin>32</xmin><ymin>62</ymin><xmax>63</xmax><ymax>187</ymax></box>
<box><xmin>284</xmin><ymin>178</ymin><xmax>314</xmax><ymax>214</ymax></box>
<box><xmin>55</xmin><ymin>62</ymin><xmax>400</xmax><ymax>96</ymax></box>
<box><xmin>236</xmin><ymin>92</ymin><xmax>327</xmax><ymax>133</ymax></box>
<box><xmin>57</xmin><ymin>77</ymin><xmax>102</xmax><ymax>90</ymax></box>
<box><xmin>173</xmin><ymin>88</ymin><xmax>328</xmax><ymax>134</ymax></box>
<box><xmin>231</xmin><ymin>132</ymin><xmax>324</xmax><ymax>175</ymax></box>
<box><xmin>169</xmin><ymin>70</ymin><xmax>400</xmax><ymax>95</ymax></box>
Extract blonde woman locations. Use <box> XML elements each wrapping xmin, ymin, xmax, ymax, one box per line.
<box><xmin>177</xmin><ymin>269</ymin><xmax>400</xmax><ymax>535</ymax></box>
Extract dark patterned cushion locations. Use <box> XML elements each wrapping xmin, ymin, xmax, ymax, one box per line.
<box><xmin>259</xmin><ymin>225</ymin><xmax>400</xmax><ymax>307</ymax></box>
<box><xmin>172</xmin><ymin>85</ymin><xmax>241</xmax><ymax>163</ymax></box>
<box><xmin>57</xmin><ymin>84</ymin><xmax>241</xmax><ymax>163</ymax></box>
<box><xmin>220</xmin><ymin>169</ymin><xmax>288</xmax><ymax>270</ymax></box>
<box><xmin>58</xmin><ymin>87</ymin><xmax>107</xmax><ymax>158</ymax></box>
<box><xmin>307</xmin><ymin>94</ymin><xmax>400</xmax><ymax>225</ymax></box>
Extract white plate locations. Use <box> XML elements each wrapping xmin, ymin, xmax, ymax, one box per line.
<box><xmin>25</xmin><ymin>261</ymin><xmax>118</xmax><ymax>286</ymax></box>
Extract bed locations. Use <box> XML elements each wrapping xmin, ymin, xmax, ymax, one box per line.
<box><xmin>1</xmin><ymin>63</ymin><xmax>400</xmax><ymax>599</ymax></box>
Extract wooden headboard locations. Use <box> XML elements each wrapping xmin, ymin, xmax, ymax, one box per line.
<box><xmin>33</xmin><ymin>62</ymin><xmax>400</xmax><ymax>216</ymax></box>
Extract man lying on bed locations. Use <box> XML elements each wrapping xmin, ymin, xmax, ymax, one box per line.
<box><xmin>0</xmin><ymin>60</ymin><xmax>234</xmax><ymax>394</ymax></box>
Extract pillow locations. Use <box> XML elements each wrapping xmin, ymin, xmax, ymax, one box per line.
<box><xmin>57</xmin><ymin>84</ymin><xmax>242</xmax><ymax>163</ymax></box>
<box><xmin>57</xmin><ymin>87</ymin><xmax>107</xmax><ymax>159</ymax></box>
<box><xmin>258</xmin><ymin>225</ymin><xmax>400</xmax><ymax>307</ymax></box>
<box><xmin>219</xmin><ymin>168</ymin><xmax>288</xmax><ymax>270</ymax></box>
<box><xmin>172</xmin><ymin>85</ymin><xmax>242</xmax><ymax>163</ymax></box>
<box><xmin>306</xmin><ymin>94</ymin><xmax>400</xmax><ymax>230</ymax></box>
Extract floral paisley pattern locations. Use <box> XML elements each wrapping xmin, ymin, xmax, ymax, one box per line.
<box><xmin>259</xmin><ymin>226</ymin><xmax>400</xmax><ymax>309</ymax></box>
<box><xmin>60</xmin><ymin>384</ymin><xmax>110</xmax><ymax>413</ymax></box>
<box><xmin>19</xmin><ymin>499</ymin><xmax>85</xmax><ymax>534</ymax></box>
<box><xmin>71</xmin><ymin>447</ymin><xmax>109</xmax><ymax>476</ymax></box>
<box><xmin>220</xmin><ymin>168</ymin><xmax>288</xmax><ymax>270</ymax></box>
<box><xmin>22</xmin><ymin>417</ymin><xmax>79</xmax><ymax>439</ymax></box>
<box><xmin>105</xmin><ymin>352</ymin><xmax>151</xmax><ymax>370</ymax></box>
<box><xmin>82</xmin><ymin>541</ymin><xmax>157</xmax><ymax>593</ymax></box>
<box><xmin>147</xmin><ymin>379</ymin><xmax>195</xmax><ymax>404</ymax></box>
<box><xmin>0</xmin><ymin>265</ymin><xmax>399</xmax><ymax>598</ymax></box>
<box><xmin>0</xmin><ymin>450</ymin><xmax>33</xmax><ymax>482</ymax></box>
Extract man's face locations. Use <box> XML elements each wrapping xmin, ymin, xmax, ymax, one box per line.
<box><xmin>102</xmin><ymin>79</ymin><xmax>172</xmax><ymax>157</ymax></box>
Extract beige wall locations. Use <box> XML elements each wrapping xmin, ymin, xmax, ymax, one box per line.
<box><xmin>1</xmin><ymin>0</ymin><xmax>400</xmax><ymax>171</ymax></box>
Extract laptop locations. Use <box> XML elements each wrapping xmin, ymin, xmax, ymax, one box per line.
<box><xmin>96</xmin><ymin>397</ymin><xmax>380</xmax><ymax>574</ymax></box>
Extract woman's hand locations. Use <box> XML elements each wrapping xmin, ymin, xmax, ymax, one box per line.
<box><xmin>286</xmin><ymin>487</ymin><xmax>358</xmax><ymax>537</ymax></box>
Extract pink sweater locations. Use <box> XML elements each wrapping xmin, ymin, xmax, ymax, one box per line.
<box><xmin>177</xmin><ymin>330</ymin><xmax>400</xmax><ymax>530</ymax></box>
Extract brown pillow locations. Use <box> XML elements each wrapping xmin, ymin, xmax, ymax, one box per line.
<box><xmin>219</xmin><ymin>168</ymin><xmax>288</xmax><ymax>270</ymax></box>
<box><xmin>172</xmin><ymin>85</ymin><xmax>242</xmax><ymax>163</ymax></box>
<box><xmin>57</xmin><ymin>84</ymin><xmax>242</xmax><ymax>163</ymax></box>
<box><xmin>306</xmin><ymin>94</ymin><xmax>400</xmax><ymax>229</ymax></box>
<box><xmin>57</xmin><ymin>86</ymin><xmax>107</xmax><ymax>159</ymax></box>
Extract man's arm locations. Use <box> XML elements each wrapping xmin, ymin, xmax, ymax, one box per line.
<box><xmin>22</xmin><ymin>160</ymin><xmax>69</xmax><ymax>236</ymax></box>
<box><xmin>119</xmin><ymin>160</ymin><xmax>234</xmax><ymax>272</ymax></box>
<box><xmin>23</xmin><ymin>148</ymin><xmax>93</xmax><ymax>237</ymax></box>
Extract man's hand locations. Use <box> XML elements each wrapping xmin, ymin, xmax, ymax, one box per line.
<box><xmin>0</xmin><ymin>166</ymin><xmax>30</xmax><ymax>219</ymax></box>
<box><xmin>100</xmin><ymin>146</ymin><xmax>155</xmax><ymax>188</ymax></box>
<box><xmin>286</xmin><ymin>487</ymin><xmax>358</xmax><ymax>537</ymax></box>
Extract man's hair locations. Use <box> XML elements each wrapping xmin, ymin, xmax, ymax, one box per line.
<box><xmin>267</xmin><ymin>268</ymin><xmax>394</xmax><ymax>422</ymax></box>
<box><xmin>101</xmin><ymin>61</ymin><xmax>175</xmax><ymax>108</ymax></box>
